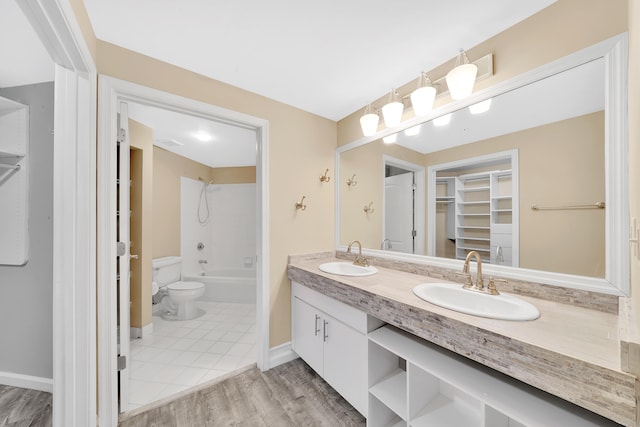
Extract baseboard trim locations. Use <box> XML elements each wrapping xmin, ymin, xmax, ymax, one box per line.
<box><xmin>0</xmin><ymin>371</ymin><xmax>53</xmax><ymax>393</ymax></box>
<box><xmin>269</xmin><ymin>342</ymin><xmax>298</xmax><ymax>369</ymax></box>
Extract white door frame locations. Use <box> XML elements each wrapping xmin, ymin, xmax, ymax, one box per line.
<box><xmin>382</xmin><ymin>155</ymin><xmax>425</xmax><ymax>255</ymax></box>
<box><xmin>17</xmin><ymin>1</ymin><xmax>97</xmax><ymax>426</ymax></box>
<box><xmin>97</xmin><ymin>76</ymin><xmax>270</xmax><ymax>425</ymax></box>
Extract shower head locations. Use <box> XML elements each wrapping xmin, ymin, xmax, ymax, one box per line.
<box><xmin>198</xmin><ymin>177</ymin><xmax>215</xmax><ymax>185</ymax></box>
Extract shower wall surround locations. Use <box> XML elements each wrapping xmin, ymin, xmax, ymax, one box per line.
<box><xmin>180</xmin><ymin>177</ymin><xmax>256</xmax><ymax>275</ymax></box>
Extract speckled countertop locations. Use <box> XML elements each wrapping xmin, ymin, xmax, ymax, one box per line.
<box><xmin>288</xmin><ymin>253</ymin><xmax>637</xmax><ymax>426</ymax></box>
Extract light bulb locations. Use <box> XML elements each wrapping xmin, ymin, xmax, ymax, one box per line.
<box><xmin>382</xmin><ymin>101</ymin><xmax>404</xmax><ymax>128</ymax></box>
<box><xmin>469</xmin><ymin>98</ymin><xmax>492</xmax><ymax>115</ymax></box>
<box><xmin>446</xmin><ymin>63</ymin><xmax>478</xmax><ymax>100</ymax></box>
<box><xmin>359</xmin><ymin>112</ymin><xmax>380</xmax><ymax>136</ymax></box>
<box><xmin>404</xmin><ymin>126</ymin><xmax>420</xmax><ymax>136</ymax></box>
<box><xmin>383</xmin><ymin>134</ymin><xmax>397</xmax><ymax>144</ymax></box>
<box><xmin>433</xmin><ymin>113</ymin><xmax>452</xmax><ymax>127</ymax></box>
<box><xmin>410</xmin><ymin>86</ymin><xmax>436</xmax><ymax>116</ymax></box>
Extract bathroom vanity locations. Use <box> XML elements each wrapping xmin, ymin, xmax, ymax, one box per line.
<box><xmin>288</xmin><ymin>253</ymin><xmax>636</xmax><ymax>426</ymax></box>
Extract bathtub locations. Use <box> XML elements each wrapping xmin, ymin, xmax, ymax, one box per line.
<box><xmin>184</xmin><ymin>268</ymin><xmax>256</xmax><ymax>304</ymax></box>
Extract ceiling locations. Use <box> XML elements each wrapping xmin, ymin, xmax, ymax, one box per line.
<box><xmin>83</xmin><ymin>0</ymin><xmax>557</xmax><ymax>121</ymax></box>
<box><xmin>127</xmin><ymin>102</ymin><xmax>257</xmax><ymax>168</ymax></box>
<box><xmin>0</xmin><ymin>1</ymin><xmax>53</xmax><ymax>87</ymax></box>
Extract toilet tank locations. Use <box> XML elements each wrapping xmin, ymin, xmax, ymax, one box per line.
<box><xmin>152</xmin><ymin>256</ymin><xmax>182</xmax><ymax>286</ymax></box>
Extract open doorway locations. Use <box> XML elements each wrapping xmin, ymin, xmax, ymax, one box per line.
<box><xmin>123</xmin><ymin>101</ymin><xmax>258</xmax><ymax>410</ymax></box>
<box><xmin>97</xmin><ymin>77</ymin><xmax>269</xmax><ymax>424</ymax></box>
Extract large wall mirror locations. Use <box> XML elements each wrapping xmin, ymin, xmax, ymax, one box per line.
<box><xmin>337</xmin><ymin>34</ymin><xmax>629</xmax><ymax>296</ymax></box>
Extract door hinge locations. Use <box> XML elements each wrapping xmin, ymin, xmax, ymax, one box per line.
<box><xmin>117</xmin><ymin>355</ymin><xmax>127</xmax><ymax>371</ymax></box>
<box><xmin>117</xmin><ymin>241</ymin><xmax>127</xmax><ymax>256</ymax></box>
<box><xmin>412</xmin><ymin>230</ymin><xmax>417</xmax><ymax>238</ymax></box>
<box><xmin>117</xmin><ymin>128</ymin><xmax>127</xmax><ymax>143</ymax></box>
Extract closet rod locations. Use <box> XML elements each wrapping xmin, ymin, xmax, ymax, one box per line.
<box><xmin>531</xmin><ymin>202</ymin><xmax>605</xmax><ymax>211</ymax></box>
<box><xmin>0</xmin><ymin>163</ymin><xmax>20</xmax><ymax>171</ymax></box>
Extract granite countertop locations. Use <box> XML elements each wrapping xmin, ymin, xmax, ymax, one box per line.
<box><xmin>288</xmin><ymin>254</ymin><xmax>637</xmax><ymax>426</ymax></box>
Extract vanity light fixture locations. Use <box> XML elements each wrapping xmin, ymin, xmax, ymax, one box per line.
<box><xmin>383</xmin><ymin>134</ymin><xmax>397</xmax><ymax>144</ymax></box>
<box><xmin>359</xmin><ymin>103</ymin><xmax>380</xmax><ymax>136</ymax></box>
<box><xmin>410</xmin><ymin>72</ymin><xmax>437</xmax><ymax>116</ymax></box>
<box><xmin>404</xmin><ymin>125</ymin><xmax>420</xmax><ymax>136</ymax></box>
<box><xmin>192</xmin><ymin>130</ymin><xmax>212</xmax><ymax>142</ymax></box>
<box><xmin>381</xmin><ymin>89</ymin><xmax>404</xmax><ymax>128</ymax></box>
<box><xmin>433</xmin><ymin>113</ymin><xmax>452</xmax><ymax>127</ymax></box>
<box><xmin>469</xmin><ymin>98</ymin><xmax>492</xmax><ymax>115</ymax></box>
<box><xmin>446</xmin><ymin>49</ymin><xmax>478</xmax><ymax>100</ymax></box>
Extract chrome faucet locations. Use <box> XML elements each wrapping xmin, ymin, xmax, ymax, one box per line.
<box><xmin>347</xmin><ymin>240</ymin><xmax>369</xmax><ymax>267</ymax></box>
<box><xmin>462</xmin><ymin>250</ymin><xmax>484</xmax><ymax>291</ymax></box>
<box><xmin>381</xmin><ymin>238</ymin><xmax>391</xmax><ymax>250</ymax></box>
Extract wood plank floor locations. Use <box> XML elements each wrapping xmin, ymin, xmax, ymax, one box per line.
<box><xmin>0</xmin><ymin>385</ymin><xmax>52</xmax><ymax>427</ymax></box>
<box><xmin>119</xmin><ymin>358</ymin><xmax>366</xmax><ymax>427</ymax></box>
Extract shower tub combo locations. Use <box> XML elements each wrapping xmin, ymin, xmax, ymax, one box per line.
<box><xmin>184</xmin><ymin>268</ymin><xmax>256</xmax><ymax>304</ymax></box>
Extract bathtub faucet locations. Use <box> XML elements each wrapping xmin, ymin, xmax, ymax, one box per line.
<box><xmin>198</xmin><ymin>259</ymin><xmax>208</xmax><ymax>264</ymax></box>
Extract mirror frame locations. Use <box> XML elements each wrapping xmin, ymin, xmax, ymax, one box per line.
<box><xmin>335</xmin><ymin>33</ymin><xmax>629</xmax><ymax>296</ymax></box>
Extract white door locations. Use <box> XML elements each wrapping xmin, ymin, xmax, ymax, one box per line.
<box><xmin>116</xmin><ymin>101</ymin><xmax>131</xmax><ymax>412</ymax></box>
<box><xmin>384</xmin><ymin>172</ymin><xmax>415</xmax><ymax>254</ymax></box>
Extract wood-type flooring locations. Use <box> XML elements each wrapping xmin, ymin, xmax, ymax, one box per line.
<box><xmin>119</xmin><ymin>358</ymin><xmax>365</xmax><ymax>426</ymax></box>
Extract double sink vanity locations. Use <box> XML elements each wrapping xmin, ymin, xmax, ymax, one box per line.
<box><xmin>288</xmin><ymin>250</ymin><xmax>636</xmax><ymax>426</ymax></box>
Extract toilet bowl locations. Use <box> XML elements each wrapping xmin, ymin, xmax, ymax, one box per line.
<box><xmin>152</xmin><ymin>256</ymin><xmax>205</xmax><ymax>321</ymax></box>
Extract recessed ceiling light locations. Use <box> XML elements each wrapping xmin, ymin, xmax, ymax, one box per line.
<box><xmin>469</xmin><ymin>98</ymin><xmax>492</xmax><ymax>115</ymax></box>
<box><xmin>193</xmin><ymin>131</ymin><xmax>212</xmax><ymax>142</ymax></box>
<box><xmin>433</xmin><ymin>113</ymin><xmax>452</xmax><ymax>127</ymax></box>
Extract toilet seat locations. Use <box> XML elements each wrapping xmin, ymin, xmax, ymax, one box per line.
<box><xmin>167</xmin><ymin>281</ymin><xmax>204</xmax><ymax>291</ymax></box>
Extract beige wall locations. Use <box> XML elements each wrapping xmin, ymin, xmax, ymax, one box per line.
<box><xmin>152</xmin><ymin>147</ymin><xmax>214</xmax><ymax>258</ymax></box>
<box><xmin>129</xmin><ymin>120</ymin><xmax>154</xmax><ymax>329</ymax></box>
<box><xmin>211</xmin><ymin>166</ymin><xmax>256</xmax><ymax>184</ymax></box>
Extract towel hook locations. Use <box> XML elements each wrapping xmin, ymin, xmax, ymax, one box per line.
<box><xmin>363</xmin><ymin>202</ymin><xmax>374</xmax><ymax>214</ymax></box>
<box><xmin>319</xmin><ymin>169</ymin><xmax>331</xmax><ymax>183</ymax></box>
<box><xmin>346</xmin><ymin>174</ymin><xmax>358</xmax><ymax>187</ymax></box>
<box><xmin>295</xmin><ymin>196</ymin><xmax>307</xmax><ymax>211</ymax></box>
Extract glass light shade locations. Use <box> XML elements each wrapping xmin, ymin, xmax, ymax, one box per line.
<box><xmin>410</xmin><ymin>86</ymin><xmax>436</xmax><ymax>116</ymax></box>
<box><xmin>383</xmin><ymin>134</ymin><xmax>397</xmax><ymax>144</ymax></box>
<box><xmin>404</xmin><ymin>125</ymin><xmax>420</xmax><ymax>136</ymax></box>
<box><xmin>381</xmin><ymin>101</ymin><xmax>404</xmax><ymax>128</ymax></box>
<box><xmin>446</xmin><ymin>63</ymin><xmax>478</xmax><ymax>100</ymax></box>
<box><xmin>359</xmin><ymin>113</ymin><xmax>380</xmax><ymax>136</ymax></box>
<box><xmin>469</xmin><ymin>98</ymin><xmax>492</xmax><ymax>115</ymax></box>
<box><xmin>433</xmin><ymin>113</ymin><xmax>452</xmax><ymax>127</ymax></box>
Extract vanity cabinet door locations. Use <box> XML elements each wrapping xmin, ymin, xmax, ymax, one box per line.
<box><xmin>292</xmin><ymin>296</ymin><xmax>324</xmax><ymax>376</ymax></box>
<box><xmin>323</xmin><ymin>316</ymin><xmax>368</xmax><ymax>416</ymax></box>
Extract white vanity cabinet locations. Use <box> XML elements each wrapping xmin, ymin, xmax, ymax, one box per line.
<box><xmin>368</xmin><ymin>325</ymin><xmax>618</xmax><ymax>427</ymax></box>
<box><xmin>291</xmin><ymin>281</ymin><xmax>384</xmax><ymax>417</ymax></box>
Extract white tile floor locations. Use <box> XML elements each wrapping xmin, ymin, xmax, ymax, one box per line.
<box><xmin>128</xmin><ymin>301</ymin><xmax>256</xmax><ymax>409</ymax></box>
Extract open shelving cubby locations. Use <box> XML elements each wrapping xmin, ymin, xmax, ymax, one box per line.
<box><xmin>367</xmin><ymin>325</ymin><xmax>619</xmax><ymax>427</ymax></box>
<box><xmin>0</xmin><ymin>95</ymin><xmax>29</xmax><ymax>265</ymax></box>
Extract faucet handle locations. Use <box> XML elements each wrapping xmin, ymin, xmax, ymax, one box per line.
<box><xmin>455</xmin><ymin>272</ymin><xmax>473</xmax><ymax>288</ymax></box>
<box><xmin>486</xmin><ymin>277</ymin><xmax>505</xmax><ymax>295</ymax></box>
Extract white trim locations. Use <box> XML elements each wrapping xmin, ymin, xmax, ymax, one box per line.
<box><xmin>336</xmin><ymin>33</ymin><xmax>629</xmax><ymax>296</ymax></box>
<box><xmin>97</xmin><ymin>76</ymin><xmax>270</xmax><ymax>424</ymax></box>
<box><xmin>382</xmin><ymin>155</ymin><xmax>426</xmax><ymax>255</ymax></box>
<box><xmin>17</xmin><ymin>2</ymin><xmax>97</xmax><ymax>427</ymax></box>
<box><xmin>268</xmin><ymin>342</ymin><xmax>298</xmax><ymax>368</ymax></box>
<box><xmin>0</xmin><ymin>372</ymin><xmax>53</xmax><ymax>393</ymax></box>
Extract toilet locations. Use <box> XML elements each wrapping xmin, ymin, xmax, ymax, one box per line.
<box><xmin>152</xmin><ymin>256</ymin><xmax>205</xmax><ymax>320</ymax></box>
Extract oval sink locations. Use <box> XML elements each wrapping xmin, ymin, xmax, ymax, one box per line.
<box><xmin>413</xmin><ymin>282</ymin><xmax>540</xmax><ymax>321</ymax></box>
<box><xmin>319</xmin><ymin>262</ymin><xmax>377</xmax><ymax>277</ymax></box>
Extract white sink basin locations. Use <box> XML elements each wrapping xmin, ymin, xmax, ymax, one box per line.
<box><xmin>319</xmin><ymin>262</ymin><xmax>377</xmax><ymax>277</ymax></box>
<box><xmin>413</xmin><ymin>282</ymin><xmax>540</xmax><ymax>321</ymax></box>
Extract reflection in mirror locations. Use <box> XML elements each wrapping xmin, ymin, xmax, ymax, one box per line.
<box><xmin>339</xmin><ymin>51</ymin><xmax>613</xmax><ymax>283</ymax></box>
